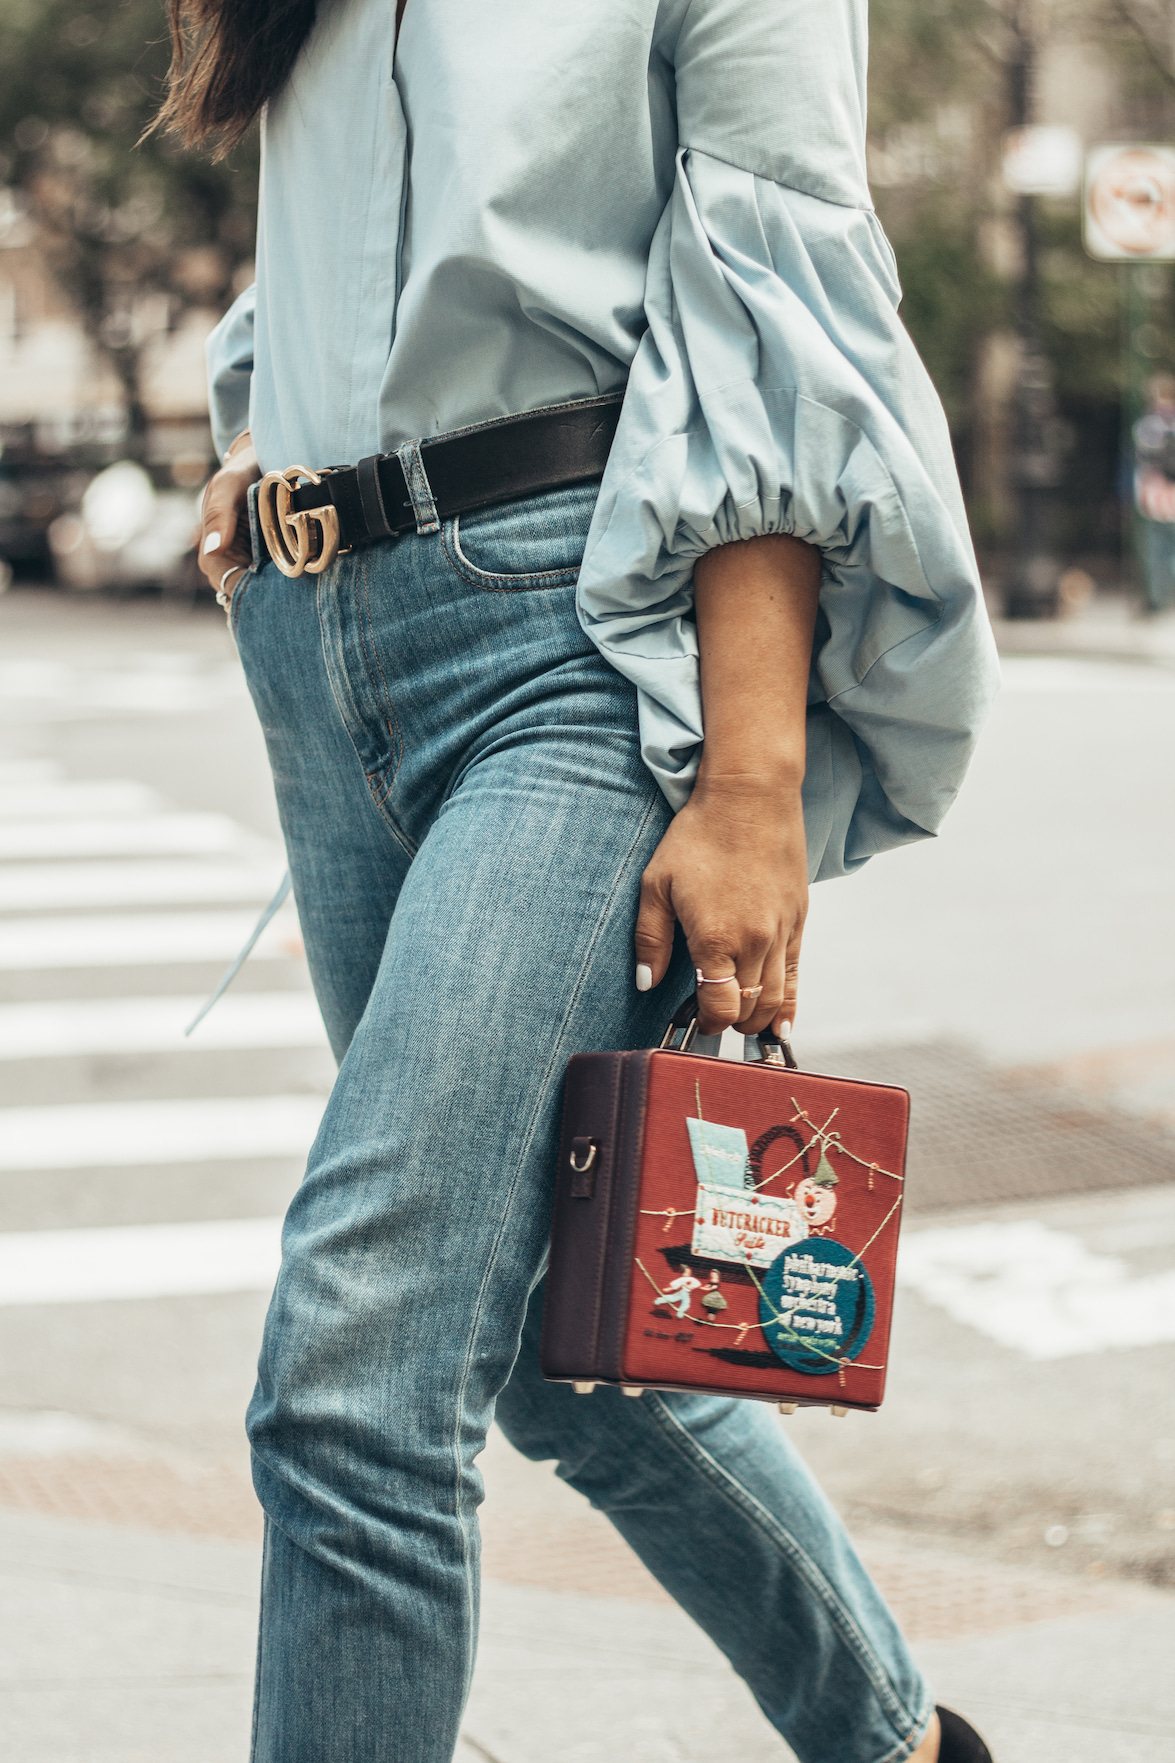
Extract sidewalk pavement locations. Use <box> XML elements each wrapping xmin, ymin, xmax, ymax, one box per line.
<box><xmin>3</xmin><ymin>1500</ymin><xmax>1172</xmax><ymax>1763</ymax></box>
<box><xmin>988</xmin><ymin>593</ymin><xmax>1175</xmax><ymax>666</ymax></box>
<box><xmin>5</xmin><ymin>1171</ymin><xmax>1174</xmax><ymax>1763</ymax></box>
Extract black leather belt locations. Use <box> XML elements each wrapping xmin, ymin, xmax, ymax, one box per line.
<box><xmin>255</xmin><ymin>393</ymin><xmax>623</xmax><ymax>578</ymax></box>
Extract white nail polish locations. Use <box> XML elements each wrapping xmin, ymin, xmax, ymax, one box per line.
<box><xmin>635</xmin><ymin>963</ymin><xmax>653</xmax><ymax>992</ymax></box>
<box><xmin>202</xmin><ymin>531</ymin><xmax>222</xmax><ymax>554</ymax></box>
<box><xmin>780</xmin><ymin>1021</ymin><xmax>792</xmax><ymax>1040</ymax></box>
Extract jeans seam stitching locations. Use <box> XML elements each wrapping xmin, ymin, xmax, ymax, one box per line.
<box><xmin>352</xmin><ymin>554</ymin><xmax>419</xmax><ymax>854</ymax></box>
<box><xmin>313</xmin><ymin>570</ymin><xmax>418</xmax><ymax>861</ymax></box>
<box><xmin>443</xmin><ymin>516</ymin><xmax>582</xmax><ymax>592</ymax></box>
<box><xmin>643</xmin><ymin>1392</ymin><xmax>926</xmax><ymax>1741</ymax></box>
<box><xmin>229</xmin><ymin>567</ymin><xmax>254</xmax><ymax>637</ymax></box>
<box><xmin>447</xmin><ymin>786</ymin><xmax>663</xmax><ymax>1700</ymax></box>
<box><xmin>355</xmin><ymin>553</ymin><xmax>404</xmax><ymax>778</ymax></box>
<box><xmin>249</xmin><ymin>1513</ymin><xmax>270</xmax><ymax>1760</ymax></box>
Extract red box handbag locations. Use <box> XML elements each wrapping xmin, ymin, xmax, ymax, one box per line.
<box><xmin>541</xmin><ymin>998</ymin><xmax>909</xmax><ymax>1414</ymax></box>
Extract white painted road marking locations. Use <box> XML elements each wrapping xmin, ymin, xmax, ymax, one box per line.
<box><xmin>0</xmin><ymin>911</ymin><xmax>299</xmax><ymax>970</ymax></box>
<box><xmin>0</xmin><ymin>760</ymin><xmax>62</xmax><ymax>786</ymax></box>
<box><xmin>0</xmin><ymin>813</ymin><xmax>245</xmax><ymax>860</ymax></box>
<box><xmin>898</xmin><ymin>1219</ymin><xmax>1175</xmax><ymax>1359</ymax></box>
<box><xmin>0</xmin><ymin>657</ymin><xmax>248</xmax><ymax>719</ymax></box>
<box><xmin>0</xmin><ymin>780</ymin><xmax>159</xmax><ymax>820</ymax></box>
<box><xmin>0</xmin><ymin>1215</ymin><xmax>283</xmax><ymax>1305</ymax></box>
<box><xmin>0</xmin><ymin>1095</ymin><xmax>324</xmax><ymax>1171</ymax></box>
<box><xmin>0</xmin><ymin>860</ymin><xmax>282</xmax><ymax>911</ymax></box>
<box><xmin>0</xmin><ymin>993</ymin><xmax>327</xmax><ymax>1058</ymax></box>
<box><xmin>999</xmin><ymin>657</ymin><xmax>1175</xmax><ymax>693</ymax></box>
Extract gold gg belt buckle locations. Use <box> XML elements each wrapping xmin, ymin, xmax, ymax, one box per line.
<box><xmin>257</xmin><ymin>465</ymin><xmax>344</xmax><ymax>578</ymax></box>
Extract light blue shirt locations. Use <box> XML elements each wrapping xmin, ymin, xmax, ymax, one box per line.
<box><xmin>207</xmin><ymin>0</ymin><xmax>999</xmax><ymax>881</ymax></box>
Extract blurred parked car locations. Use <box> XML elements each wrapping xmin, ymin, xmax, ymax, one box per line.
<box><xmin>0</xmin><ymin>466</ymin><xmax>65</xmax><ymax>583</ymax></box>
<box><xmin>48</xmin><ymin>461</ymin><xmax>203</xmax><ymax>594</ymax></box>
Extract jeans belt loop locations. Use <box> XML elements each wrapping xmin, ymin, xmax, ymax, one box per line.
<box><xmin>395</xmin><ymin>439</ymin><xmax>441</xmax><ymax>536</ymax></box>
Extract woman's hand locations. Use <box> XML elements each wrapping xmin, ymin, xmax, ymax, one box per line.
<box><xmin>195</xmin><ymin>431</ymin><xmax>261</xmax><ymax>593</ymax></box>
<box><xmin>633</xmin><ymin>531</ymin><xmax>821</xmax><ymax>1041</ymax></box>
<box><xmin>635</xmin><ymin>773</ymin><xmax>808</xmax><ymax>1039</ymax></box>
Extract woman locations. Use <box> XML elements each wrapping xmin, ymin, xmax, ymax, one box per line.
<box><xmin>161</xmin><ymin>2</ymin><xmax>999</xmax><ymax>1758</ymax></box>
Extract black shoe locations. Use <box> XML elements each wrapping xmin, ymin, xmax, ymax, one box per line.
<box><xmin>935</xmin><ymin>1706</ymin><xmax>993</xmax><ymax>1763</ymax></box>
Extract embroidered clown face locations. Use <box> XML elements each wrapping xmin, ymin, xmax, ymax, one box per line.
<box><xmin>794</xmin><ymin>1151</ymin><xmax>839</xmax><ymax>1230</ymax></box>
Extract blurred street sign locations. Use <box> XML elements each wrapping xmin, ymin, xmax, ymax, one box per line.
<box><xmin>1084</xmin><ymin>144</ymin><xmax>1175</xmax><ymax>261</ymax></box>
<box><xmin>1002</xmin><ymin>126</ymin><xmax>1081</xmax><ymax>196</ymax></box>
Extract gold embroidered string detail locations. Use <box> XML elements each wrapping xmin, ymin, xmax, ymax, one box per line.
<box><xmin>847</xmin><ymin>1195</ymin><xmax>904</xmax><ymax>1269</ymax></box>
<box><xmin>632</xmin><ymin>1256</ymin><xmax>888</xmax><ymax>1374</ymax></box>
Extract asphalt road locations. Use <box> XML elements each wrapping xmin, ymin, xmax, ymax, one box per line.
<box><xmin>1</xmin><ymin>585</ymin><xmax>1173</xmax><ymax>1763</ymax></box>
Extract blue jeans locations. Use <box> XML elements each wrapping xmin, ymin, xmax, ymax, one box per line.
<box><xmin>233</xmin><ymin>484</ymin><xmax>932</xmax><ymax>1763</ymax></box>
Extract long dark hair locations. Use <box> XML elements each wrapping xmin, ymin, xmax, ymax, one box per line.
<box><xmin>151</xmin><ymin>0</ymin><xmax>321</xmax><ymax>158</ymax></box>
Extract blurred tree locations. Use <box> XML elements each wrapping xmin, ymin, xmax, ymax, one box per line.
<box><xmin>1109</xmin><ymin>0</ymin><xmax>1175</xmax><ymax>88</ymax></box>
<box><xmin>0</xmin><ymin>0</ymin><xmax>257</xmax><ymax>458</ymax></box>
<box><xmin>869</xmin><ymin>0</ymin><xmax>1175</xmax><ymax>566</ymax></box>
<box><xmin>869</xmin><ymin>0</ymin><xmax>1013</xmax><ymax>541</ymax></box>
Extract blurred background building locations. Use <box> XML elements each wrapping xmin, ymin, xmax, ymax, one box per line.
<box><xmin>1</xmin><ymin>0</ymin><xmax>1174</xmax><ymax>605</ymax></box>
<box><xmin>0</xmin><ymin>0</ymin><xmax>256</xmax><ymax>592</ymax></box>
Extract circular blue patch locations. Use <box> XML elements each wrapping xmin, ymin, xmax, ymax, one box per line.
<box><xmin>759</xmin><ymin>1238</ymin><xmax>875</xmax><ymax>1376</ymax></box>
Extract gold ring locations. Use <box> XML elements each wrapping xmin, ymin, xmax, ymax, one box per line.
<box><xmin>740</xmin><ymin>985</ymin><xmax>764</xmax><ymax>999</ymax></box>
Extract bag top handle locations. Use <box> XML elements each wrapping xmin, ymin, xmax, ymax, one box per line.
<box><xmin>658</xmin><ymin>993</ymin><xmax>797</xmax><ymax>1069</ymax></box>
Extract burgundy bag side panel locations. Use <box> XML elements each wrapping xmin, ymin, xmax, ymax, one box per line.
<box><xmin>540</xmin><ymin>1052</ymin><xmax>626</xmax><ymax>1381</ymax></box>
<box><xmin>595</xmin><ymin>1052</ymin><xmax>653</xmax><ymax>1382</ymax></box>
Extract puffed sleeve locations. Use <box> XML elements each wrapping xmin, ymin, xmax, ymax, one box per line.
<box><xmin>205</xmin><ymin>284</ymin><xmax>256</xmax><ymax>462</ymax></box>
<box><xmin>576</xmin><ymin>0</ymin><xmax>999</xmax><ymax>880</ymax></box>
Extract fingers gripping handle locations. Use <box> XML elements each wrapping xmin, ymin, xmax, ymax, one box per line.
<box><xmin>658</xmin><ymin>993</ymin><xmax>797</xmax><ymax>1068</ymax></box>
<box><xmin>658</xmin><ymin>993</ymin><xmax>703</xmax><ymax>1053</ymax></box>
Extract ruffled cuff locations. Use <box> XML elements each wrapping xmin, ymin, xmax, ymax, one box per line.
<box><xmin>576</xmin><ymin>148</ymin><xmax>998</xmax><ymax>880</ymax></box>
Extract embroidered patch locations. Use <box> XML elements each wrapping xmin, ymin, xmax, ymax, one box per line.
<box><xmin>691</xmin><ymin>1184</ymin><xmax>808</xmax><ymax>1268</ymax></box>
<box><xmin>758</xmin><ymin>1239</ymin><xmax>876</xmax><ymax>1375</ymax></box>
<box><xmin>651</xmin><ymin>1270</ymin><xmax>705</xmax><ymax>1319</ymax></box>
<box><xmin>686</xmin><ymin>1117</ymin><xmax>750</xmax><ymax>1189</ymax></box>
<box><xmin>794</xmin><ymin>1147</ymin><xmax>840</xmax><ymax>1230</ymax></box>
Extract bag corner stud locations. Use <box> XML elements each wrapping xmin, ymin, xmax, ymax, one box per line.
<box><xmin>620</xmin><ymin>1385</ymin><xmax>645</xmax><ymax>1398</ymax></box>
<box><xmin>829</xmin><ymin>1405</ymin><xmax>849</xmax><ymax>1418</ymax></box>
<box><xmin>778</xmin><ymin>1402</ymin><xmax>797</xmax><ymax>1415</ymax></box>
<box><xmin>572</xmin><ymin>1382</ymin><xmax>597</xmax><ymax>1395</ymax></box>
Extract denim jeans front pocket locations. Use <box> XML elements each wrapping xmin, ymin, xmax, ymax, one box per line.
<box><xmin>228</xmin><ymin>566</ymin><xmax>257</xmax><ymax>638</ymax></box>
<box><xmin>442</xmin><ymin>481</ymin><xmax>600</xmax><ymax>591</ymax></box>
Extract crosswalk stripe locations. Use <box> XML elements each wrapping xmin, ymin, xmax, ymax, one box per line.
<box><xmin>0</xmin><ymin>760</ymin><xmax>61</xmax><ymax>786</ymax></box>
<box><xmin>0</xmin><ymin>780</ymin><xmax>159</xmax><ymax>820</ymax></box>
<box><xmin>0</xmin><ymin>1215</ymin><xmax>284</xmax><ymax>1305</ymax></box>
<box><xmin>0</xmin><ymin>993</ymin><xmax>327</xmax><ymax>1058</ymax></box>
<box><xmin>0</xmin><ymin>814</ymin><xmax>245</xmax><ymax>861</ymax></box>
<box><xmin>0</xmin><ymin>860</ymin><xmax>282</xmax><ymax>912</ymax></box>
<box><xmin>0</xmin><ymin>658</ymin><xmax>245</xmax><ymax>718</ymax></box>
<box><xmin>899</xmin><ymin>1220</ymin><xmax>1175</xmax><ymax>1359</ymax></box>
<box><xmin>0</xmin><ymin>1095</ymin><xmax>324</xmax><ymax>1171</ymax></box>
<box><xmin>0</xmin><ymin>911</ymin><xmax>298</xmax><ymax>970</ymax></box>
<box><xmin>0</xmin><ymin>992</ymin><xmax>327</xmax><ymax>1057</ymax></box>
